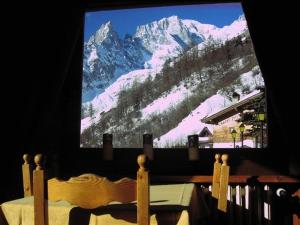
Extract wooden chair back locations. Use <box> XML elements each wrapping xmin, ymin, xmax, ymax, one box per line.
<box><xmin>211</xmin><ymin>154</ymin><xmax>230</xmax><ymax>212</ymax></box>
<box><xmin>32</xmin><ymin>154</ymin><xmax>149</xmax><ymax>225</ymax></box>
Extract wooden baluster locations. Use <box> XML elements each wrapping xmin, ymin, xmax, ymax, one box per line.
<box><xmin>264</xmin><ymin>185</ymin><xmax>272</xmax><ymax>225</ymax></box>
<box><xmin>22</xmin><ymin>154</ymin><xmax>33</xmax><ymax>197</ymax></box>
<box><xmin>243</xmin><ymin>185</ymin><xmax>249</xmax><ymax>225</ymax></box>
<box><xmin>137</xmin><ymin>154</ymin><xmax>149</xmax><ymax>225</ymax></box>
<box><xmin>254</xmin><ymin>185</ymin><xmax>264</xmax><ymax>225</ymax></box>
<box><xmin>247</xmin><ymin>185</ymin><xmax>254</xmax><ymax>225</ymax></box>
<box><xmin>218</xmin><ymin>154</ymin><xmax>230</xmax><ymax>212</ymax></box>
<box><xmin>33</xmin><ymin>154</ymin><xmax>45</xmax><ymax>225</ymax></box>
<box><xmin>228</xmin><ymin>185</ymin><xmax>235</xmax><ymax>225</ymax></box>
<box><xmin>236</xmin><ymin>185</ymin><xmax>244</xmax><ymax>225</ymax></box>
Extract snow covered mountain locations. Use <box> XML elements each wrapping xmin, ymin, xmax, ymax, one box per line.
<box><xmin>82</xmin><ymin>15</ymin><xmax>247</xmax><ymax>103</ymax></box>
<box><xmin>82</xmin><ymin>21</ymin><xmax>151</xmax><ymax>102</ymax></box>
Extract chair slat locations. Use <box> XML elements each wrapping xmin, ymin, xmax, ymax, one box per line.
<box><xmin>48</xmin><ymin>175</ymin><xmax>137</xmax><ymax>209</ymax></box>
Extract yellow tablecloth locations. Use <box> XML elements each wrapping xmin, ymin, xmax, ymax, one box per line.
<box><xmin>0</xmin><ymin>183</ymin><xmax>209</xmax><ymax>225</ymax></box>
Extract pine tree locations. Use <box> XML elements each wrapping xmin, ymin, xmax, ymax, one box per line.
<box><xmin>239</xmin><ymin>92</ymin><xmax>267</xmax><ymax>146</ymax></box>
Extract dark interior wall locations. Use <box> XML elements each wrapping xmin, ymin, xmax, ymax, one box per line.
<box><xmin>2</xmin><ymin>1</ymin><xmax>84</xmax><ymax>202</ymax></box>
<box><xmin>2</xmin><ymin>0</ymin><xmax>299</xmax><ymax>202</ymax></box>
<box><xmin>241</xmin><ymin>1</ymin><xmax>299</xmax><ymax>175</ymax></box>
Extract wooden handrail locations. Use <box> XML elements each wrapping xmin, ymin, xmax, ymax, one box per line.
<box><xmin>152</xmin><ymin>175</ymin><xmax>300</xmax><ymax>184</ymax></box>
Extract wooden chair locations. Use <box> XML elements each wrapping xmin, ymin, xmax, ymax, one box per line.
<box><xmin>33</xmin><ymin>154</ymin><xmax>149</xmax><ymax>225</ymax></box>
<box><xmin>211</xmin><ymin>154</ymin><xmax>230</xmax><ymax>213</ymax></box>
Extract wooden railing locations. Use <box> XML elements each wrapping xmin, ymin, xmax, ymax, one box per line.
<box><xmin>152</xmin><ymin>175</ymin><xmax>300</xmax><ymax>225</ymax></box>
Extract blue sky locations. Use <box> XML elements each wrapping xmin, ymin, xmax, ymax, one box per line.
<box><xmin>84</xmin><ymin>3</ymin><xmax>244</xmax><ymax>42</ymax></box>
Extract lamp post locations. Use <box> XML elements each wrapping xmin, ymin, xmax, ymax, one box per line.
<box><xmin>257</xmin><ymin>109</ymin><xmax>265</xmax><ymax>148</ymax></box>
<box><xmin>239</xmin><ymin>123</ymin><xmax>245</xmax><ymax>148</ymax></box>
<box><xmin>231</xmin><ymin>128</ymin><xmax>237</xmax><ymax>148</ymax></box>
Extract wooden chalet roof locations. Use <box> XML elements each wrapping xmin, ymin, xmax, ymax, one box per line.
<box><xmin>201</xmin><ymin>90</ymin><xmax>263</xmax><ymax>124</ymax></box>
<box><xmin>199</xmin><ymin>126</ymin><xmax>213</xmax><ymax>137</ymax></box>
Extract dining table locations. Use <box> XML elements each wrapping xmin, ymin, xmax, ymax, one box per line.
<box><xmin>0</xmin><ymin>183</ymin><xmax>209</xmax><ymax>225</ymax></box>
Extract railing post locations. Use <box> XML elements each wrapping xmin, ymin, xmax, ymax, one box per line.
<box><xmin>143</xmin><ymin>134</ymin><xmax>153</xmax><ymax>160</ymax></box>
<box><xmin>188</xmin><ymin>135</ymin><xmax>199</xmax><ymax>160</ymax></box>
<box><xmin>103</xmin><ymin>133</ymin><xmax>113</xmax><ymax>160</ymax></box>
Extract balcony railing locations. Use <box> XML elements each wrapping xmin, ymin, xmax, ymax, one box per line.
<box><xmin>152</xmin><ymin>175</ymin><xmax>300</xmax><ymax>225</ymax></box>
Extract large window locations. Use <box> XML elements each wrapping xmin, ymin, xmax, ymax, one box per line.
<box><xmin>80</xmin><ymin>2</ymin><xmax>267</xmax><ymax>149</ymax></box>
